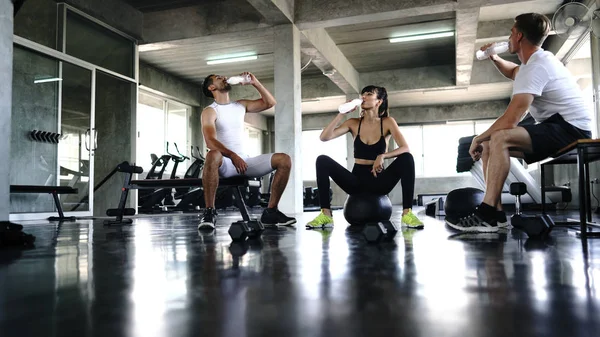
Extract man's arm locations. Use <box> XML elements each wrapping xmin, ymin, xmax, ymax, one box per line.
<box><xmin>490</xmin><ymin>54</ymin><xmax>520</xmax><ymax>80</ymax></box>
<box><xmin>476</xmin><ymin>93</ymin><xmax>533</xmax><ymax>143</ymax></box>
<box><xmin>201</xmin><ymin>107</ymin><xmax>235</xmax><ymax>157</ymax></box>
<box><xmin>237</xmin><ymin>72</ymin><xmax>277</xmax><ymax>113</ymax></box>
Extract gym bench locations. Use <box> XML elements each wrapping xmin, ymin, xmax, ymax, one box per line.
<box><xmin>106</xmin><ymin>164</ymin><xmax>255</xmax><ymax>226</ymax></box>
<box><xmin>10</xmin><ymin>185</ymin><xmax>78</xmax><ymax>221</ymax></box>
<box><xmin>540</xmin><ymin>139</ymin><xmax>600</xmax><ymax>239</ymax></box>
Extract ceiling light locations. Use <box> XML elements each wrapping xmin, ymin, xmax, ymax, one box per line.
<box><xmin>389</xmin><ymin>31</ymin><xmax>454</xmax><ymax>43</ymax></box>
<box><xmin>206</xmin><ymin>53</ymin><xmax>258</xmax><ymax>65</ymax></box>
<box><xmin>34</xmin><ymin>77</ymin><xmax>62</xmax><ymax>84</ymax></box>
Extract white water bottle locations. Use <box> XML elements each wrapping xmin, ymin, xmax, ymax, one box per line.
<box><xmin>227</xmin><ymin>74</ymin><xmax>251</xmax><ymax>85</ymax></box>
<box><xmin>338</xmin><ymin>99</ymin><xmax>362</xmax><ymax>114</ymax></box>
<box><xmin>476</xmin><ymin>41</ymin><xmax>509</xmax><ymax>60</ymax></box>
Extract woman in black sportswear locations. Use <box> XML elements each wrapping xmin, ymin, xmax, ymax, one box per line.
<box><xmin>306</xmin><ymin>85</ymin><xmax>423</xmax><ymax>229</ymax></box>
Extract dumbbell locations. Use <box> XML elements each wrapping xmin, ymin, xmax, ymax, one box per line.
<box><xmin>509</xmin><ymin>182</ymin><xmax>554</xmax><ymax>239</ymax></box>
<box><xmin>228</xmin><ymin>219</ymin><xmax>264</xmax><ymax>241</ymax></box>
<box><xmin>362</xmin><ymin>220</ymin><xmax>398</xmax><ymax>243</ymax></box>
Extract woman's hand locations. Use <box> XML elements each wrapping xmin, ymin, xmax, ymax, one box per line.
<box><xmin>371</xmin><ymin>154</ymin><xmax>385</xmax><ymax>177</ymax></box>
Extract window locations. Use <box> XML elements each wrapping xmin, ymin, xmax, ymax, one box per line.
<box><xmin>136</xmin><ymin>92</ymin><xmax>191</xmax><ymax>177</ymax></box>
<box><xmin>399</xmin><ymin>125</ymin><xmax>424</xmax><ymax>177</ymax></box>
<box><xmin>423</xmin><ymin>122</ymin><xmax>474</xmax><ymax>177</ymax></box>
<box><xmin>302</xmin><ymin>130</ymin><xmax>347</xmax><ymax>181</ymax></box>
<box><xmin>244</xmin><ymin>126</ymin><xmax>263</xmax><ymax>157</ymax></box>
<box><xmin>398</xmin><ymin>120</ymin><xmax>499</xmax><ymax>177</ymax></box>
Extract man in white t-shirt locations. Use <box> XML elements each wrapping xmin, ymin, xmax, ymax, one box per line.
<box><xmin>199</xmin><ymin>72</ymin><xmax>296</xmax><ymax>230</ymax></box>
<box><xmin>447</xmin><ymin>13</ymin><xmax>592</xmax><ymax>233</ymax></box>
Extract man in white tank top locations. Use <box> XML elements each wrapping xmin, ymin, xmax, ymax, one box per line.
<box><xmin>446</xmin><ymin>13</ymin><xmax>593</xmax><ymax>233</ymax></box>
<box><xmin>198</xmin><ymin>72</ymin><xmax>296</xmax><ymax>229</ymax></box>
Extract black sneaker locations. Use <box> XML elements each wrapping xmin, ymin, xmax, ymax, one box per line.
<box><xmin>198</xmin><ymin>208</ymin><xmax>217</xmax><ymax>230</ymax></box>
<box><xmin>497</xmin><ymin>210</ymin><xmax>509</xmax><ymax>228</ymax></box>
<box><xmin>260</xmin><ymin>208</ymin><xmax>296</xmax><ymax>227</ymax></box>
<box><xmin>445</xmin><ymin>206</ymin><xmax>498</xmax><ymax>233</ymax></box>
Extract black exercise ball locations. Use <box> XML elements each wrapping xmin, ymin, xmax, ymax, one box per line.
<box><xmin>444</xmin><ymin>187</ymin><xmax>484</xmax><ymax>218</ymax></box>
<box><xmin>343</xmin><ymin>193</ymin><xmax>392</xmax><ymax>226</ymax></box>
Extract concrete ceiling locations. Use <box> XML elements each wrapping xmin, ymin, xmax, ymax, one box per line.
<box><xmin>134</xmin><ymin>0</ymin><xmax>596</xmax><ymax>114</ymax></box>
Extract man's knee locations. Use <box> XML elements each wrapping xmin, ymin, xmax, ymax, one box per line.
<box><xmin>489</xmin><ymin>130</ymin><xmax>511</xmax><ymax>149</ymax></box>
<box><xmin>205</xmin><ymin>150</ymin><xmax>223</xmax><ymax>166</ymax></box>
<box><xmin>273</xmin><ymin>153</ymin><xmax>291</xmax><ymax>170</ymax></box>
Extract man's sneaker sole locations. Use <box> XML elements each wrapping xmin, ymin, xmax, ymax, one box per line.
<box><xmin>260</xmin><ymin>219</ymin><xmax>297</xmax><ymax>227</ymax></box>
<box><xmin>198</xmin><ymin>222</ymin><xmax>215</xmax><ymax>230</ymax></box>
<box><xmin>497</xmin><ymin>220</ymin><xmax>509</xmax><ymax>228</ymax></box>
<box><xmin>445</xmin><ymin>220</ymin><xmax>499</xmax><ymax>233</ymax></box>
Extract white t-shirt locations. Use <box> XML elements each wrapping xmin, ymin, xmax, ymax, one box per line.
<box><xmin>209</xmin><ymin>101</ymin><xmax>247</xmax><ymax>156</ymax></box>
<box><xmin>512</xmin><ymin>49</ymin><xmax>592</xmax><ymax>131</ymax></box>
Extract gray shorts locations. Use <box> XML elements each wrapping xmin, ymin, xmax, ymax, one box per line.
<box><xmin>219</xmin><ymin>153</ymin><xmax>275</xmax><ymax>178</ymax></box>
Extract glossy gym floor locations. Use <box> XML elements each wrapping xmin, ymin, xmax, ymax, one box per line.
<box><xmin>1</xmin><ymin>207</ymin><xmax>599</xmax><ymax>337</ymax></box>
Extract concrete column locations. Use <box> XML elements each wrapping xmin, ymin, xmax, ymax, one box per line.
<box><xmin>274</xmin><ymin>24</ymin><xmax>302</xmax><ymax>214</ymax></box>
<box><xmin>591</xmin><ymin>32</ymin><xmax>600</xmax><ymax>137</ymax></box>
<box><xmin>345</xmin><ymin>94</ymin><xmax>358</xmax><ymax>169</ymax></box>
<box><xmin>0</xmin><ymin>1</ymin><xmax>13</xmax><ymax>220</ymax></box>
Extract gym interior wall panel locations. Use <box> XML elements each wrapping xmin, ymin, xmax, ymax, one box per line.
<box><xmin>93</xmin><ymin>71</ymin><xmax>135</xmax><ymax>216</ymax></box>
<box><xmin>10</xmin><ymin>46</ymin><xmax>60</xmax><ymax>213</ymax></box>
<box><xmin>13</xmin><ymin>0</ymin><xmax>58</xmax><ymax>50</ymax></box>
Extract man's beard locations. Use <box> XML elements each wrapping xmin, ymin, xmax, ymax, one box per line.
<box><xmin>223</xmin><ymin>83</ymin><xmax>232</xmax><ymax>91</ymax></box>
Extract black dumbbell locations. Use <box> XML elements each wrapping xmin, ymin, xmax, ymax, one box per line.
<box><xmin>362</xmin><ymin>220</ymin><xmax>398</xmax><ymax>243</ymax></box>
<box><xmin>509</xmin><ymin>182</ymin><xmax>554</xmax><ymax>239</ymax></box>
<box><xmin>228</xmin><ymin>219</ymin><xmax>264</xmax><ymax>241</ymax></box>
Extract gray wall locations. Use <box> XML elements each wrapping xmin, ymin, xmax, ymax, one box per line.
<box><xmin>93</xmin><ymin>72</ymin><xmax>135</xmax><ymax>216</ymax></box>
<box><xmin>139</xmin><ymin>62</ymin><xmax>202</xmax><ymax>107</ymax></box>
<box><xmin>10</xmin><ymin>46</ymin><xmax>59</xmax><ymax>213</ymax></box>
<box><xmin>1</xmin><ymin>0</ymin><xmax>13</xmax><ymax>220</ymax></box>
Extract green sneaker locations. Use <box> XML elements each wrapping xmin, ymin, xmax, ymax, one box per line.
<box><xmin>306</xmin><ymin>212</ymin><xmax>334</xmax><ymax>229</ymax></box>
<box><xmin>401</xmin><ymin>210</ymin><xmax>424</xmax><ymax>229</ymax></box>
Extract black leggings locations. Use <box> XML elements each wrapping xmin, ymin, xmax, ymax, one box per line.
<box><xmin>315</xmin><ymin>153</ymin><xmax>416</xmax><ymax>209</ymax></box>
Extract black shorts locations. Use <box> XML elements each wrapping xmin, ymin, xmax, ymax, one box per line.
<box><xmin>520</xmin><ymin>113</ymin><xmax>591</xmax><ymax>164</ymax></box>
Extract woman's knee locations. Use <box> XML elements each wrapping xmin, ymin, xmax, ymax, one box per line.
<box><xmin>316</xmin><ymin>154</ymin><xmax>334</xmax><ymax>168</ymax></box>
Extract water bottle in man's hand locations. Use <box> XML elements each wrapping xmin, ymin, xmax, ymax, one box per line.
<box><xmin>476</xmin><ymin>42</ymin><xmax>509</xmax><ymax>60</ymax></box>
<box><xmin>227</xmin><ymin>74</ymin><xmax>251</xmax><ymax>85</ymax></box>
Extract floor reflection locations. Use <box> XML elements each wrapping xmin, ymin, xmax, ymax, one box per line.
<box><xmin>0</xmin><ymin>209</ymin><xmax>598</xmax><ymax>337</ymax></box>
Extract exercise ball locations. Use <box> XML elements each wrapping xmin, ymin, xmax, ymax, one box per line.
<box><xmin>444</xmin><ymin>187</ymin><xmax>484</xmax><ymax>218</ymax></box>
<box><xmin>343</xmin><ymin>193</ymin><xmax>392</xmax><ymax>226</ymax></box>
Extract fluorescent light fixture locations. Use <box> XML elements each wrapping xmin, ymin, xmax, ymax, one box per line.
<box><xmin>206</xmin><ymin>52</ymin><xmax>258</xmax><ymax>65</ymax></box>
<box><xmin>389</xmin><ymin>31</ymin><xmax>454</xmax><ymax>43</ymax></box>
<box><xmin>34</xmin><ymin>77</ymin><xmax>62</xmax><ymax>84</ymax></box>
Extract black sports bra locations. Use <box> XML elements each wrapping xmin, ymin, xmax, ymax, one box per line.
<box><xmin>353</xmin><ymin>117</ymin><xmax>386</xmax><ymax>161</ymax></box>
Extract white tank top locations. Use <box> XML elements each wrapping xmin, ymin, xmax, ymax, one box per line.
<box><xmin>209</xmin><ymin>101</ymin><xmax>246</xmax><ymax>156</ymax></box>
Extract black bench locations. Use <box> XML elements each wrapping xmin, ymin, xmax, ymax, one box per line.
<box><xmin>106</xmin><ymin>165</ymin><xmax>255</xmax><ymax>226</ymax></box>
<box><xmin>10</xmin><ymin>185</ymin><xmax>78</xmax><ymax>221</ymax></box>
<box><xmin>540</xmin><ymin>139</ymin><xmax>600</xmax><ymax>239</ymax></box>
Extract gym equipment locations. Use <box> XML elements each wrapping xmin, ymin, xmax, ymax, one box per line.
<box><xmin>539</xmin><ymin>139</ymin><xmax>600</xmax><ymax>239</ymax></box>
<box><xmin>228</xmin><ymin>219</ymin><xmax>264</xmax><ymax>241</ymax></box>
<box><xmin>10</xmin><ymin>185</ymin><xmax>78</xmax><ymax>221</ymax></box>
<box><xmin>362</xmin><ymin>220</ymin><xmax>398</xmax><ymax>243</ymax></box>
<box><xmin>444</xmin><ymin>187</ymin><xmax>484</xmax><ymax>219</ymax></box>
<box><xmin>343</xmin><ymin>193</ymin><xmax>392</xmax><ymax>226</ymax></box>
<box><xmin>510</xmin><ymin>182</ymin><xmax>554</xmax><ymax>239</ymax></box>
<box><xmin>107</xmin><ymin>172</ymin><xmax>264</xmax><ymax>241</ymax></box>
<box><xmin>456</xmin><ymin>133</ymin><xmax>571</xmax><ymax>206</ymax></box>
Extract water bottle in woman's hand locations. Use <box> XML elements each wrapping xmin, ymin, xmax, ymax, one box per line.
<box><xmin>227</xmin><ymin>74</ymin><xmax>251</xmax><ymax>85</ymax></box>
<box><xmin>338</xmin><ymin>99</ymin><xmax>362</xmax><ymax>114</ymax></box>
<box><xmin>476</xmin><ymin>41</ymin><xmax>509</xmax><ymax>60</ymax></box>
